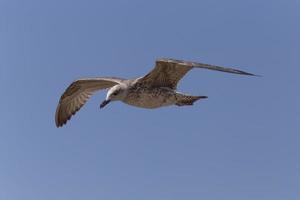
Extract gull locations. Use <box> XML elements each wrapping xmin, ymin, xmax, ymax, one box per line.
<box><xmin>55</xmin><ymin>58</ymin><xmax>256</xmax><ymax>127</ymax></box>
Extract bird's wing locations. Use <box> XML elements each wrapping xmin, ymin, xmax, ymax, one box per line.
<box><xmin>55</xmin><ymin>77</ymin><xmax>124</xmax><ymax>127</ymax></box>
<box><xmin>138</xmin><ymin>58</ymin><xmax>256</xmax><ymax>89</ymax></box>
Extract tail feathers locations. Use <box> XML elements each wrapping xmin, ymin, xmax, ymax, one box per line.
<box><xmin>176</xmin><ymin>95</ymin><xmax>207</xmax><ymax>106</ymax></box>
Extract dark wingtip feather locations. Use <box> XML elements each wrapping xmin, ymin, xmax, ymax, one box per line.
<box><xmin>238</xmin><ymin>70</ymin><xmax>260</xmax><ymax>77</ymax></box>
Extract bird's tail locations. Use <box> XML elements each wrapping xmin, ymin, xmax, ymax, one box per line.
<box><xmin>175</xmin><ymin>95</ymin><xmax>207</xmax><ymax>106</ymax></box>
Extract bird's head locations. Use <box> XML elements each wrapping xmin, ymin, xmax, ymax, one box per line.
<box><xmin>100</xmin><ymin>84</ymin><xmax>127</xmax><ymax>109</ymax></box>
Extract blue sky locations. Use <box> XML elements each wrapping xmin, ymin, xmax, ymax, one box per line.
<box><xmin>1</xmin><ymin>0</ymin><xmax>299</xmax><ymax>199</ymax></box>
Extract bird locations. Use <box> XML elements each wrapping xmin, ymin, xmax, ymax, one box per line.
<box><xmin>55</xmin><ymin>58</ymin><xmax>256</xmax><ymax>127</ymax></box>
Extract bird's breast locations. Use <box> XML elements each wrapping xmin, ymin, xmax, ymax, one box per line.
<box><xmin>123</xmin><ymin>87</ymin><xmax>176</xmax><ymax>109</ymax></box>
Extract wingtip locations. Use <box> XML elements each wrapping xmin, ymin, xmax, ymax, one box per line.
<box><xmin>55</xmin><ymin>118</ymin><xmax>63</xmax><ymax>128</ymax></box>
<box><xmin>55</xmin><ymin>104</ymin><xmax>63</xmax><ymax>128</ymax></box>
<box><xmin>233</xmin><ymin>69</ymin><xmax>261</xmax><ymax>77</ymax></box>
<box><xmin>245</xmin><ymin>73</ymin><xmax>261</xmax><ymax>77</ymax></box>
<box><xmin>55</xmin><ymin>103</ymin><xmax>68</xmax><ymax>128</ymax></box>
<box><xmin>55</xmin><ymin>119</ymin><xmax>67</xmax><ymax>128</ymax></box>
<box><xmin>55</xmin><ymin>121</ymin><xmax>62</xmax><ymax>128</ymax></box>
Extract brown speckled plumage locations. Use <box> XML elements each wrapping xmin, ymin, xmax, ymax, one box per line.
<box><xmin>55</xmin><ymin>58</ymin><xmax>256</xmax><ymax>127</ymax></box>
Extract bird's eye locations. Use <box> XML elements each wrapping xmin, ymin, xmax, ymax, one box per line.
<box><xmin>112</xmin><ymin>91</ymin><xmax>119</xmax><ymax>96</ymax></box>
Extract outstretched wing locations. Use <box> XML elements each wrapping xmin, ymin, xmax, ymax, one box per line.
<box><xmin>138</xmin><ymin>58</ymin><xmax>256</xmax><ymax>89</ymax></box>
<box><xmin>55</xmin><ymin>77</ymin><xmax>124</xmax><ymax>127</ymax></box>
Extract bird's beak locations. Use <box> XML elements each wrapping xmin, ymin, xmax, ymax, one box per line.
<box><xmin>100</xmin><ymin>100</ymin><xmax>111</xmax><ymax>109</ymax></box>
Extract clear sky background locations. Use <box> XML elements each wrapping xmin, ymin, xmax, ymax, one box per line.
<box><xmin>1</xmin><ymin>0</ymin><xmax>299</xmax><ymax>199</ymax></box>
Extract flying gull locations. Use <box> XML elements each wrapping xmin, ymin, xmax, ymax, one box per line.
<box><xmin>55</xmin><ymin>58</ymin><xmax>256</xmax><ymax>127</ymax></box>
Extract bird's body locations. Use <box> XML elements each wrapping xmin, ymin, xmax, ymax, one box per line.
<box><xmin>55</xmin><ymin>58</ymin><xmax>256</xmax><ymax>127</ymax></box>
<box><xmin>123</xmin><ymin>83</ymin><xmax>205</xmax><ymax>108</ymax></box>
<box><xmin>123</xmin><ymin>83</ymin><xmax>174</xmax><ymax>108</ymax></box>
